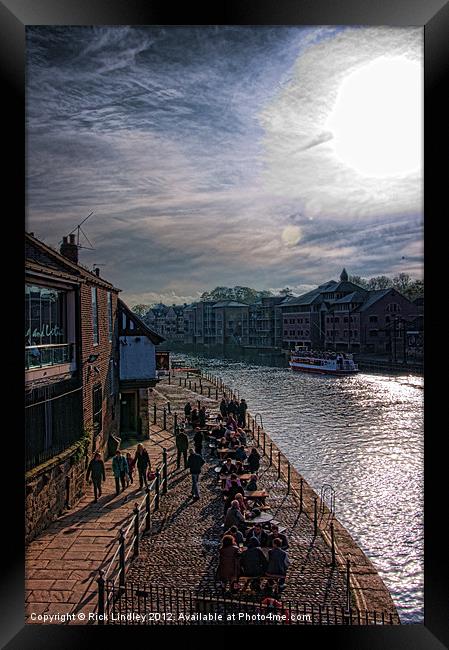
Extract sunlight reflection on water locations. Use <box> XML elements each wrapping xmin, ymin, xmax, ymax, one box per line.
<box><xmin>177</xmin><ymin>354</ymin><xmax>423</xmax><ymax>624</ymax></box>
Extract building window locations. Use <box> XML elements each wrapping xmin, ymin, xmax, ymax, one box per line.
<box><xmin>91</xmin><ymin>287</ymin><xmax>99</xmax><ymax>345</ymax></box>
<box><xmin>92</xmin><ymin>384</ymin><xmax>102</xmax><ymax>434</ymax></box>
<box><xmin>334</xmin><ymin>317</ymin><xmax>339</xmax><ymax>323</ymax></box>
<box><xmin>107</xmin><ymin>291</ymin><xmax>113</xmax><ymax>342</ymax></box>
<box><xmin>25</xmin><ymin>284</ymin><xmax>67</xmax><ymax>347</ymax></box>
<box><xmin>344</xmin><ymin>317</ymin><xmax>348</xmax><ymax>323</ymax></box>
<box><xmin>369</xmin><ymin>315</ymin><xmax>378</xmax><ymax>323</ymax></box>
<box><xmin>369</xmin><ymin>330</ymin><xmax>378</xmax><ymax>337</ymax></box>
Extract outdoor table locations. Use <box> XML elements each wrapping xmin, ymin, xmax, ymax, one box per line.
<box><xmin>245</xmin><ymin>490</ymin><xmax>269</xmax><ymax>501</ymax></box>
<box><xmin>245</xmin><ymin>512</ymin><xmax>273</xmax><ymax>526</ymax></box>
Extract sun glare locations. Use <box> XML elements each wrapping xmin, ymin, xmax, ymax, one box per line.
<box><xmin>326</xmin><ymin>56</ymin><xmax>422</xmax><ymax>178</ymax></box>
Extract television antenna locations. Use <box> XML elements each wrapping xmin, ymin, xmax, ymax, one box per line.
<box><xmin>59</xmin><ymin>211</ymin><xmax>95</xmax><ymax>250</ymax></box>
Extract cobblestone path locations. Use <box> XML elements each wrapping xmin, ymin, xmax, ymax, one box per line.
<box><xmin>127</xmin><ymin>397</ymin><xmax>347</xmax><ymax>605</ymax></box>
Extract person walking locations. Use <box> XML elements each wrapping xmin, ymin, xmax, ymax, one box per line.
<box><xmin>86</xmin><ymin>452</ymin><xmax>106</xmax><ymax>502</ymax></box>
<box><xmin>238</xmin><ymin>399</ymin><xmax>248</xmax><ymax>427</ymax></box>
<box><xmin>193</xmin><ymin>427</ymin><xmax>203</xmax><ymax>455</ymax></box>
<box><xmin>134</xmin><ymin>443</ymin><xmax>151</xmax><ymax>490</ymax></box>
<box><xmin>112</xmin><ymin>450</ymin><xmax>129</xmax><ymax>496</ymax></box>
<box><xmin>186</xmin><ymin>448</ymin><xmax>205</xmax><ymax>501</ymax></box>
<box><xmin>184</xmin><ymin>401</ymin><xmax>192</xmax><ymax>423</ymax></box>
<box><xmin>175</xmin><ymin>427</ymin><xmax>189</xmax><ymax>469</ymax></box>
<box><xmin>126</xmin><ymin>452</ymin><xmax>135</xmax><ymax>486</ymax></box>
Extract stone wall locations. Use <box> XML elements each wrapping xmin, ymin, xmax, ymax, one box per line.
<box><xmin>25</xmin><ymin>445</ymin><xmax>87</xmax><ymax>544</ymax></box>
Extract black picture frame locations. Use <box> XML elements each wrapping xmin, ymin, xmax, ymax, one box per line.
<box><xmin>3</xmin><ymin>0</ymin><xmax>447</xmax><ymax>647</ymax></box>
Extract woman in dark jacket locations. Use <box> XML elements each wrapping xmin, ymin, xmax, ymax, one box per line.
<box><xmin>134</xmin><ymin>444</ymin><xmax>151</xmax><ymax>490</ymax></box>
<box><xmin>217</xmin><ymin>535</ymin><xmax>241</xmax><ymax>587</ymax></box>
<box><xmin>248</xmin><ymin>448</ymin><xmax>261</xmax><ymax>473</ymax></box>
<box><xmin>240</xmin><ymin>537</ymin><xmax>268</xmax><ymax>577</ymax></box>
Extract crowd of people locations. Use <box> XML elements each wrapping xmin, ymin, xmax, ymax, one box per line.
<box><xmin>85</xmin><ymin>388</ymin><xmax>290</xmax><ymax>605</ymax></box>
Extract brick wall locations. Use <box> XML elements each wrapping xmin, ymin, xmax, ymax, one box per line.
<box><xmin>80</xmin><ymin>281</ymin><xmax>120</xmax><ymax>457</ymax></box>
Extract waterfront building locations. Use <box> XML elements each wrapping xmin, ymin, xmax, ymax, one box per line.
<box><xmin>280</xmin><ymin>269</ymin><xmax>418</xmax><ymax>354</ymax></box>
<box><xmin>248</xmin><ymin>296</ymin><xmax>284</xmax><ymax>348</ymax></box>
<box><xmin>118</xmin><ymin>300</ymin><xmax>164</xmax><ymax>440</ymax></box>
<box><xmin>25</xmin><ymin>232</ymin><xmax>164</xmax><ymax>541</ymax></box>
<box><xmin>145</xmin><ymin>303</ymin><xmax>185</xmax><ymax>341</ymax></box>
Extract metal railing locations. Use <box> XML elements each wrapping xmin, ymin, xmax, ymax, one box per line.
<box><xmin>97</xmin><ymin>580</ymin><xmax>400</xmax><ymax>625</ymax></box>
<box><xmin>25</xmin><ymin>342</ymin><xmax>74</xmax><ymax>370</ymax></box>
<box><xmin>97</xmin><ymin>447</ymin><xmax>178</xmax><ymax>621</ymax></box>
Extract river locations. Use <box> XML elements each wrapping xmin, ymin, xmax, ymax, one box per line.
<box><xmin>173</xmin><ymin>352</ymin><xmax>424</xmax><ymax>624</ymax></box>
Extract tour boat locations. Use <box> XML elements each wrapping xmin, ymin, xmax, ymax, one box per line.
<box><xmin>289</xmin><ymin>348</ymin><xmax>359</xmax><ymax>375</ymax></box>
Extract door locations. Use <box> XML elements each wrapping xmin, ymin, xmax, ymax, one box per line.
<box><xmin>120</xmin><ymin>392</ymin><xmax>137</xmax><ymax>436</ymax></box>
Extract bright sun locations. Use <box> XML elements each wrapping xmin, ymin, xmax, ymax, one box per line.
<box><xmin>326</xmin><ymin>56</ymin><xmax>422</xmax><ymax>178</ymax></box>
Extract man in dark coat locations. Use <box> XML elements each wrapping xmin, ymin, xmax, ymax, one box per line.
<box><xmin>193</xmin><ymin>427</ymin><xmax>203</xmax><ymax>454</ymax></box>
<box><xmin>224</xmin><ymin>500</ymin><xmax>246</xmax><ymax>531</ymax></box>
<box><xmin>240</xmin><ymin>537</ymin><xmax>268</xmax><ymax>577</ymax></box>
<box><xmin>134</xmin><ymin>443</ymin><xmax>150</xmax><ymax>490</ymax></box>
<box><xmin>175</xmin><ymin>428</ymin><xmax>189</xmax><ymax>469</ymax></box>
<box><xmin>267</xmin><ymin>525</ymin><xmax>289</xmax><ymax>550</ymax></box>
<box><xmin>238</xmin><ymin>399</ymin><xmax>248</xmax><ymax>427</ymax></box>
<box><xmin>86</xmin><ymin>452</ymin><xmax>106</xmax><ymax>502</ymax></box>
<box><xmin>184</xmin><ymin>402</ymin><xmax>192</xmax><ymax>422</ymax></box>
<box><xmin>267</xmin><ymin>538</ymin><xmax>290</xmax><ymax>588</ymax></box>
<box><xmin>245</xmin><ymin>524</ymin><xmax>270</xmax><ymax>548</ymax></box>
<box><xmin>187</xmin><ymin>449</ymin><xmax>205</xmax><ymax>500</ymax></box>
<box><xmin>220</xmin><ymin>398</ymin><xmax>228</xmax><ymax>418</ymax></box>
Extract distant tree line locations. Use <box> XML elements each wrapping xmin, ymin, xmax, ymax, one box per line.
<box><xmin>348</xmin><ymin>273</ymin><xmax>423</xmax><ymax>302</ymax></box>
<box><xmin>131</xmin><ymin>275</ymin><xmax>423</xmax><ymax>316</ymax></box>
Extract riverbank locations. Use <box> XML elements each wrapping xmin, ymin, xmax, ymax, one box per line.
<box><xmin>129</xmin><ymin>371</ymin><xmax>399</xmax><ymax>621</ymax></box>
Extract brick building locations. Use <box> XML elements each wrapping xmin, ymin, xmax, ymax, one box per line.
<box><xmin>280</xmin><ymin>269</ymin><xmax>418</xmax><ymax>354</ymax></box>
<box><xmin>25</xmin><ymin>232</ymin><xmax>163</xmax><ymax>541</ymax></box>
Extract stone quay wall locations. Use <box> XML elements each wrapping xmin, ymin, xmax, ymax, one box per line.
<box><xmin>25</xmin><ymin>446</ymin><xmax>87</xmax><ymax>544</ymax></box>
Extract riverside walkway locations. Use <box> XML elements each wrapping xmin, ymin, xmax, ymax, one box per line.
<box><xmin>25</xmin><ymin>423</ymin><xmax>175</xmax><ymax>624</ymax></box>
<box><xmin>25</xmin><ymin>371</ymin><xmax>399</xmax><ymax>624</ymax></box>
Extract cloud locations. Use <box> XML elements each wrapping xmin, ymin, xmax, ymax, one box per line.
<box><xmin>26</xmin><ymin>26</ymin><xmax>423</xmax><ymax>305</ymax></box>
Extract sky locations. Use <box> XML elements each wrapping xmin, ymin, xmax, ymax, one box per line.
<box><xmin>26</xmin><ymin>26</ymin><xmax>423</xmax><ymax>306</ymax></box>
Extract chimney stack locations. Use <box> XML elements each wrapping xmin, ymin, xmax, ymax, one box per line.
<box><xmin>95</xmin><ymin>267</ymin><xmax>100</xmax><ymax>277</ymax></box>
<box><xmin>60</xmin><ymin>234</ymin><xmax>79</xmax><ymax>264</ymax></box>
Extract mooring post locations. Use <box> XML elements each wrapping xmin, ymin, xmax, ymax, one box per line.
<box><xmin>155</xmin><ymin>469</ymin><xmax>160</xmax><ymax>511</ymax></box>
<box><xmin>173</xmin><ymin>413</ymin><xmax>178</xmax><ymax>433</ymax></box>
<box><xmin>163</xmin><ymin>407</ymin><xmax>167</xmax><ymax>430</ymax></box>
<box><xmin>133</xmin><ymin>503</ymin><xmax>139</xmax><ymax>557</ymax></box>
<box><xmin>277</xmin><ymin>452</ymin><xmax>281</xmax><ymax>479</ymax></box>
<box><xmin>287</xmin><ymin>463</ymin><xmax>291</xmax><ymax>494</ymax></box>
<box><xmin>208</xmin><ymin>387</ymin><xmax>211</xmax><ymax>398</ymax></box>
<box><xmin>330</xmin><ymin>521</ymin><xmax>336</xmax><ymax>567</ymax></box>
<box><xmin>257</xmin><ymin>425</ymin><xmax>260</xmax><ymax>446</ymax></box>
<box><xmin>162</xmin><ymin>448</ymin><xmax>168</xmax><ymax>495</ymax></box>
<box><xmin>262</xmin><ymin>431</ymin><xmax>266</xmax><ymax>456</ymax></box>
<box><xmin>145</xmin><ymin>487</ymin><xmax>151</xmax><ymax>532</ymax></box>
<box><xmin>153</xmin><ymin>403</ymin><xmax>157</xmax><ymax>425</ymax></box>
<box><xmin>97</xmin><ymin>570</ymin><xmax>105</xmax><ymax>624</ymax></box>
<box><xmin>299</xmin><ymin>478</ymin><xmax>304</xmax><ymax>514</ymax></box>
<box><xmin>269</xmin><ymin>443</ymin><xmax>273</xmax><ymax>466</ymax></box>
<box><xmin>119</xmin><ymin>528</ymin><xmax>126</xmax><ymax>588</ymax></box>
<box><xmin>314</xmin><ymin>496</ymin><xmax>318</xmax><ymax>536</ymax></box>
<box><xmin>346</xmin><ymin>556</ymin><xmax>351</xmax><ymax>612</ymax></box>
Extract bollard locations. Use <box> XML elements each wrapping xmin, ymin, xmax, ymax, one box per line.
<box><xmin>314</xmin><ymin>497</ymin><xmax>318</xmax><ymax>536</ymax></box>
<box><xmin>194</xmin><ymin>382</ymin><xmax>197</xmax><ymax>392</ymax></box>
<box><xmin>168</xmin><ymin>373</ymin><xmax>171</xmax><ymax>385</ymax></box>
<box><xmin>277</xmin><ymin>452</ymin><xmax>281</xmax><ymax>479</ymax></box>
<box><xmin>208</xmin><ymin>387</ymin><xmax>211</xmax><ymax>398</ymax></box>
<box><xmin>179</xmin><ymin>378</ymin><xmax>182</xmax><ymax>386</ymax></box>
<box><xmin>119</xmin><ymin>528</ymin><xmax>126</xmax><ymax>588</ymax></box>
<box><xmin>215</xmin><ymin>389</ymin><xmax>218</xmax><ymax>400</ymax></box>
<box><xmin>174</xmin><ymin>413</ymin><xmax>178</xmax><ymax>432</ymax></box>
<box><xmin>163</xmin><ymin>407</ymin><xmax>167</xmax><ymax>430</ymax></box>
<box><xmin>145</xmin><ymin>487</ymin><xmax>151</xmax><ymax>532</ymax></box>
<box><xmin>299</xmin><ymin>478</ymin><xmax>304</xmax><ymax>514</ymax></box>
<box><xmin>330</xmin><ymin>521</ymin><xmax>336</xmax><ymax>567</ymax></box>
<box><xmin>269</xmin><ymin>443</ymin><xmax>273</xmax><ymax>466</ymax></box>
<box><xmin>262</xmin><ymin>431</ymin><xmax>266</xmax><ymax>456</ymax></box>
<box><xmin>153</xmin><ymin>403</ymin><xmax>157</xmax><ymax>425</ymax></box>
<box><xmin>133</xmin><ymin>503</ymin><xmax>140</xmax><ymax>557</ymax></box>
<box><xmin>257</xmin><ymin>425</ymin><xmax>260</xmax><ymax>446</ymax></box>
<box><xmin>167</xmin><ymin>402</ymin><xmax>171</xmax><ymax>414</ymax></box>
<box><xmin>155</xmin><ymin>469</ymin><xmax>160</xmax><ymax>511</ymax></box>
<box><xmin>197</xmin><ymin>400</ymin><xmax>200</xmax><ymax>410</ymax></box>
<box><xmin>97</xmin><ymin>570</ymin><xmax>105</xmax><ymax>624</ymax></box>
<box><xmin>184</xmin><ymin>377</ymin><xmax>187</xmax><ymax>387</ymax></box>
<box><xmin>189</xmin><ymin>380</ymin><xmax>192</xmax><ymax>390</ymax></box>
<box><xmin>200</xmin><ymin>384</ymin><xmax>203</xmax><ymax>395</ymax></box>
<box><xmin>346</xmin><ymin>556</ymin><xmax>351</xmax><ymax>611</ymax></box>
<box><xmin>162</xmin><ymin>449</ymin><xmax>168</xmax><ymax>495</ymax></box>
<box><xmin>287</xmin><ymin>463</ymin><xmax>291</xmax><ymax>495</ymax></box>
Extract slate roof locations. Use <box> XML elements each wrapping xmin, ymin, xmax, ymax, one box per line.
<box><xmin>353</xmin><ymin>289</ymin><xmax>393</xmax><ymax>312</ymax></box>
<box><xmin>211</xmin><ymin>300</ymin><xmax>249</xmax><ymax>308</ymax></box>
<box><xmin>118</xmin><ymin>299</ymin><xmax>165</xmax><ymax>344</ymax></box>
